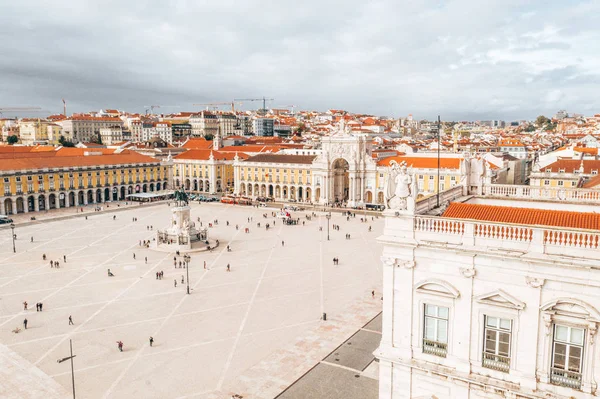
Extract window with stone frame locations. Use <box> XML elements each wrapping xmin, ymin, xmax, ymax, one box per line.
<box><xmin>423</xmin><ymin>304</ymin><xmax>449</xmax><ymax>357</ymax></box>
<box><xmin>551</xmin><ymin>325</ymin><xmax>584</xmax><ymax>390</ymax></box>
<box><xmin>483</xmin><ymin>316</ymin><xmax>512</xmax><ymax>372</ymax></box>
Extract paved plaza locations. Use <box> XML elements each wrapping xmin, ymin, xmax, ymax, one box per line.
<box><xmin>0</xmin><ymin>202</ymin><xmax>383</xmax><ymax>398</ymax></box>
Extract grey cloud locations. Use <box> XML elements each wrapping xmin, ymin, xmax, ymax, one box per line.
<box><xmin>1</xmin><ymin>0</ymin><xmax>599</xmax><ymax>120</ymax></box>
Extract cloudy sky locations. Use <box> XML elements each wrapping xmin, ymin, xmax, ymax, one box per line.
<box><xmin>1</xmin><ymin>0</ymin><xmax>599</xmax><ymax>120</ymax></box>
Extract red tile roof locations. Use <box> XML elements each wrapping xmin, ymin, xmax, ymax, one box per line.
<box><xmin>174</xmin><ymin>150</ymin><xmax>248</xmax><ymax>161</ymax></box>
<box><xmin>543</xmin><ymin>159</ymin><xmax>600</xmax><ymax>173</ymax></box>
<box><xmin>182</xmin><ymin>138</ymin><xmax>214</xmax><ymax>150</ymax></box>
<box><xmin>66</xmin><ymin>115</ymin><xmax>122</xmax><ymax>122</ymax></box>
<box><xmin>574</xmin><ymin>147</ymin><xmax>599</xmax><ymax>155</ymax></box>
<box><xmin>244</xmin><ymin>154</ymin><xmax>316</xmax><ymax>164</ymax></box>
<box><xmin>443</xmin><ymin>202</ymin><xmax>600</xmax><ymax>230</ymax></box>
<box><xmin>0</xmin><ymin>147</ymin><xmax>158</xmax><ymax>171</ymax></box>
<box><xmin>583</xmin><ymin>174</ymin><xmax>600</xmax><ymax>189</ymax></box>
<box><xmin>218</xmin><ymin>145</ymin><xmax>283</xmax><ymax>153</ymax></box>
<box><xmin>377</xmin><ymin>156</ymin><xmax>461</xmax><ymax>169</ymax></box>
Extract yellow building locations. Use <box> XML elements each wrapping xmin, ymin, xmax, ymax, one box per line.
<box><xmin>235</xmin><ymin>154</ymin><xmax>315</xmax><ymax>200</ymax></box>
<box><xmin>18</xmin><ymin>119</ymin><xmax>52</xmax><ymax>145</ymax></box>
<box><xmin>530</xmin><ymin>159</ymin><xmax>600</xmax><ymax>188</ymax></box>
<box><xmin>376</xmin><ymin>156</ymin><xmax>463</xmax><ymax>202</ymax></box>
<box><xmin>0</xmin><ymin>146</ymin><xmax>169</xmax><ymax>215</ymax></box>
<box><xmin>173</xmin><ymin>149</ymin><xmax>247</xmax><ymax>194</ymax></box>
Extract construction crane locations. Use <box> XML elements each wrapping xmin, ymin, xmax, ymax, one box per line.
<box><xmin>0</xmin><ymin>107</ymin><xmax>42</xmax><ymax>117</ymax></box>
<box><xmin>233</xmin><ymin>97</ymin><xmax>274</xmax><ymax>115</ymax></box>
<box><xmin>144</xmin><ymin>105</ymin><xmax>160</xmax><ymax>115</ymax></box>
<box><xmin>277</xmin><ymin>105</ymin><xmax>299</xmax><ymax>114</ymax></box>
<box><xmin>193</xmin><ymin>102</ymin><xmax>242</xmax><ymax>113</ymax></box>
<box><xmin>143</xmin><ymin>105</ymin><xmax>180</xmax><ymax>115</ymax></box>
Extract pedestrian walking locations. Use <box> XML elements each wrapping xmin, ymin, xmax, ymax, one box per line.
<box><xmin>50</xmin><ymin>260</ymin><xmax>54</xmax><ymax>268</ymax></box>
<box><xmin>204</xmin><ymin>261</ymin><xmax>206</xmax><ymax>269</ymax></box>
<box><xmin>23</xmin><ymin>301</ymin><xmax>28</xmax><ymax>310</ymax></box>
<box><xmin>181</xmin><ymin>275</ymin><xmax>184</xmax><ymax>284</ymax></box>
<box><xmin>117</xmin><ymin>341</ymin><xmax>123</xmax><ymax>352</ymax></box>
<box><xmin>30</xmin><ymin>236</ymin><xmax>33</xmax><ymax>242</ymax></box>
<box><xmin>149</xmin><ymin>337</ymin><xmax>154</xmax><ymax>347</ymax></box>
<box><xmin>174</xmin><ymin>280</ymin><xmax>177</xmax><ymax>287</ymax></box>
<box><xmin>36</xmin><ymin>303</ymin><xmax>40</xmax><ymax>312</ymax></box>
<box><xmin>227</xmin><ymin>264</ymin><xmax>230</xmax><ymax>272</ymax></box>
<box><xmin>23</xmin><ymin>318</ymin><xmax>28</xmax><ymax>329</ymax></box>
<box><xmin>372</xmin><ymin>290</ymin><xmax>375</xmax><ymax>299</ymax></box>
<box><xmin>64</xmin><ymin>255</ymin><xmax>67</xmax><ymax>262</ymax></box>
<box><xmin>156</xmin><ymin>272</ymin><xmax>159</xmax><ymax>280</ymax></box>
<box><xmin>133</xmin><ymin>253</ymin><xmax>136</xmax><ymax>260</ymax></box>
<box><xmin>281</xmin><ymin>240</ymin><xmax>285</xmax><ymax>247</ymax></box>
<box><xmin>69</xmin><ymin>315</ymin><xmax>74</xmax><ymax>325</ymax></box>
<box><xmin>145</xmin><ymin>256</ymin><xmax>147</xmax><ymax>264</ymax></box>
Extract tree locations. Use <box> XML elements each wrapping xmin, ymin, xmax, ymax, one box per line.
<box><xmin>7</xmin><ymin>135</ymin><xmax>18</xmax><ymax>145</ymax></box>
<box><xmin>204</xmin><ymin>133</ymin><xmax>214</xmax><ymax>141</ymax></box>
<box><xmin>295</xmin><ymin>122</ymin><xmax>307</xmax><ymax>134</ymax></box>
<box><xmin>524</xmin><ymin>124</ymin><xmax>536</xmax><ymax>132</ymax></box>
<box><xmin>90</xmin><ymin>132</ymin><xmax>103</xmax><ymax>145</ymax></box>
<box><xmin>58</xmin><ymin>135</ymin><xmax>75</xmax><ymax>147</ymax></box>
<box><xmin>536</xmin><ymin>115</ymin><xmax>550</xmax><ymax>127</ymax></box>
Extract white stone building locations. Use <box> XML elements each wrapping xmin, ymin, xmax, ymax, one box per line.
<box><xmin>376</xmin><ymin>180</ymin><xmax>600</xmax><ymax>399</ymax></box>
<box><xmin>57</xmin><ymin>115</ymin><xmax>124</xmax><ymax>144</ymax></box>
<box><xmin>99</xmin><ymin>126</ymin><xmax>123</xmax><ymax>145</ymax></box>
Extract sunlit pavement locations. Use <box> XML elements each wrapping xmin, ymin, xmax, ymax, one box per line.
<box><xmin>0</xmin><ymin>202</ymin><xmax>382</xmax><ymax>399</ymax></box>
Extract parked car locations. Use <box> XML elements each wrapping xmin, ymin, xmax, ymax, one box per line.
<box><xmin>0</xmin><ymin>215</ymin><xmax>13</xmax><ymax>224</ymax></box>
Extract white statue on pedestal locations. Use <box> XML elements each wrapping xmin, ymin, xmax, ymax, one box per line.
<box><xmin>385</xmin><ymin>161</ymin><xmax>417</xmax><ymax>212</ymax></box>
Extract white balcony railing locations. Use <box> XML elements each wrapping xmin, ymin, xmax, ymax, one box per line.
<box><xmin>550</xmin><ymin>367</ymin><xmax>582</xmax><ymax>390</ymax></box>
<box><xmin>413</xmin><ymin>215</ymin><xmax>600</xmax><ymax>260</ymax></box>
<box><xmin>483</xmin><ymin>184</ymin><xmax>600</xmax><ymax>203</ymax></box>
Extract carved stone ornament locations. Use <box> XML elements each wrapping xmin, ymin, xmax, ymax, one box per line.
<box><xmin>543</xmin><ymin>313</ymin><xmax>554</xmax><ymax>336</ymax></box>
<box><xmin>403</xmin><ymin>260</ymin><xmax>416</xmax><ymax>269</ymax></box>
<box><xmin>380</xmin><ymin>256</ymin><xmax>396</xmax><ymax>267</ymax></box>
<box><xmin>589</xmin><ymin>322</ymin><xmax>598</xmax><ymax>345</ymax></box>
<box><xmin>525</xmin><ymin>276</ymin><xmax>545</xmax><ymax>289</ymax></box>
<box><xmin>460</xmin><ymin>267</ymin><xmax>476</xmax><ymax>278</ymax></box>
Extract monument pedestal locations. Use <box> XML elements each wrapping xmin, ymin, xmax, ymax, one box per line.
<box><xmin>155</xmin><ymin>205</ymin><xmax>208</xmax><ymax>251</ymax></box>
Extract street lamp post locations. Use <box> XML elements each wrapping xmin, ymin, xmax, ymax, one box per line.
<box><xmin>184</xmin><ymin>254</ymin><xmax>190</xmax><ymax>294</ymax></box>
<box><xmin>326</xmin><ymin>212</ymin><xmax>331</xmax><ymax>241</ymax></box>
<box><xmin>57</xmin><ymin>339</ymin><xmax>76</xmax><ymax>399</ymax></box>
<box><xmin>10</xmin><ymin>223</ymin><xmax>15</xmax><ymax>253</ymax></box>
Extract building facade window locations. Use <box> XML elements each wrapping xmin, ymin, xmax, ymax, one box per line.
<box><xmin>423</xmin><ymin>304</ymin><xmax>448</xmax><ymax>357</ymax></box>
<box><xmin>551</xmin><ymin>325</ymin><xmax>584</xmax><ymax>389</ymax></box>
<box><xmin>483</xmin><ymin>316</ymin><xmax>511</xmax><ymax>372</ymax></box>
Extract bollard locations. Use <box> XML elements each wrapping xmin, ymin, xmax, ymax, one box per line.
<box><xmin>322</xmin><ymin>312</ymin><xmax>327</xmax><ymax>321</ymax></box>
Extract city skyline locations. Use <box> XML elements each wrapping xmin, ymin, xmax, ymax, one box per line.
<box><xmin>1</xmin><ymin>1</ymin><xmax>599</xmax><ymax>120</ymax></box>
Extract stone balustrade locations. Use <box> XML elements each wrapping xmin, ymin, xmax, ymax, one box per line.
<box><xmin>483</xmin><ymin>184</ymin><xmax>600</xmax><ymax>202</ymax></box>
<box><xmin>413</xmin><ymin>215</ymin><xmax>600</xmax><ymax>260</ymax></box>
<box><xmin>415</xmin><ymin>184</ymin><xmax>465</xmax><ymax>214</ymax></box>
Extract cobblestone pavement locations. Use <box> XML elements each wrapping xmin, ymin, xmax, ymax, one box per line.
<box><xmin>0</xmin><ymin>202</ymin><xmax>382</xmax><ymax>398</ymax></box>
